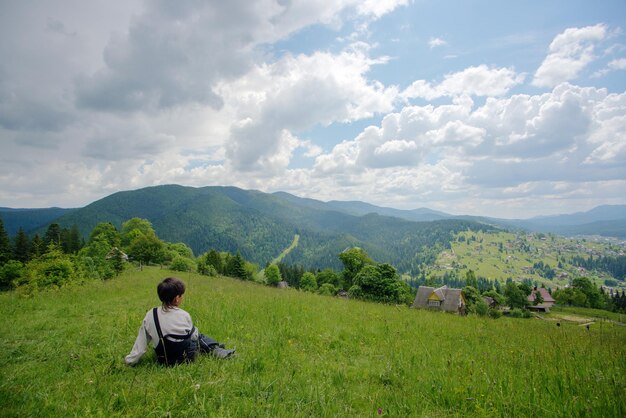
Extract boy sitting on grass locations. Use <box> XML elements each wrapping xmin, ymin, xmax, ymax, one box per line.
<box><xmin>125</xmin><ymin>277</ymin><xmax>234</xmax><ymax>366</ymax></box>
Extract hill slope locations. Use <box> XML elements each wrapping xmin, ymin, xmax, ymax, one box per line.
<box><xmin>1</xmin><ymin>267</ymin><xmax>624</xmax><ymax>416</ymax></box>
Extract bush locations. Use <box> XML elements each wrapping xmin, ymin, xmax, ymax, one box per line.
<box><xmin>509</xmin><ymin>308</ymin><xmax>524</xmax><ymax>318</ymax></box>
<box><xmin>509</xmin><ymin>308</ymin><xmax>532</xmax><ymax>319</ymax></box>
<box><xmin>347</xmin><ymin>284</ymin><xmax>363</xmax><ymax>299</ymax></box>
<box><xmin>488</xmin><ymin>308</ymin><xmax>502</xmax><ymax>319</ymax></box>
<box><xmin>317</xmin><ymin>283</ymin><xmax>337</xmax><ymax>296</ymax></box>
<box><xmin>170</xmin><ymin>255</ymin><xmax>195</xmax><ymax>272</ymax></box>
<box><xmin>17</xmin><ymin>247</ymin><xmax>78</xmax><ymax>292</ymax></box>
<box><xmin>0</xmin><ymin>260</ymin><xmax>24</xmax><ymax>290</ymax></box>
<box><xmin>265</xmin><ymin>264</ymin><xmax>282</xmax><ymax>286</ymax></box>
<box><xmin>300</xmin><ymin>272</ymin><xmax>317</xmax><ymax>292</ymax></box>
<box><xmin>474</xmin><ymin>299</ymin><xmax>489</xmax><ymax>317</ymax></box>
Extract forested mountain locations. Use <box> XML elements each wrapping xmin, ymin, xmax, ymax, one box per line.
<box><xmin>272</xmin><ymin>192</ymin><xmax>450</xmax><ymax>222</ymax></box>
<box><xmin>0</xmin><ymin>207</ymin><xmax>75</xmax><ymax>235</ymax></box>
<box><xmin>2</xmin><ymin>185</ymin><xmax>624</xmax><ymax>271</ymax></box>
<box><xmin>492</xmin><ymin>205</ymin><xmax>626</xmax><ymax>238</ymax></box>
<box><xmin>276</xmin><ymin>192</ymin><xmax>626</xmax><ymax>238</ymax></box>
<box><xmin>5</xmin><ymin>185</ymin><xmax>494</xmax><ymax>272</ymax></box>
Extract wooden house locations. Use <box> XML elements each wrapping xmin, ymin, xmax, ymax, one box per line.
<box><xmin>526</xmin><ymin>287</ymin><xmax>556</xmax><ymax>312</ymax></box>
<box><xmin>412</xmin><ymin>285</ymin><xmax>466</xmax><ymax>314</ymax></box>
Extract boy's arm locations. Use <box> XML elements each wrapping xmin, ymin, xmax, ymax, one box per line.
<box><xmin>125</xmin><ymin>317</ymin><xmax>151</xmax><ymax>366</ymax></box>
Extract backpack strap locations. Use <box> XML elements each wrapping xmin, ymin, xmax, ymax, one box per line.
<box><xmin>153</xmin><ymin>307</ymin><xmax>169</xmax><ymax>364</ymax></box>
<box><xmin>153</xmin><ymin>308</ymin><xmax>165</xmax><ymax>341</ymax></box>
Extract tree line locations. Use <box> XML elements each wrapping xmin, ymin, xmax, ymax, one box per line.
<box><xmin>2</xmin><ymin>216</ymin><xmax>624</xmax><ymax>314</ymax></box>
<box><xmin>569</xmin><ymin>254</ymin><xmax>626</xmax><ymax>281</ymax></box>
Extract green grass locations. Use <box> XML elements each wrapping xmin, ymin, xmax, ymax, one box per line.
<box><xmin>1</xmin><ymin>267</ymin><xmax>625</xmax><ymax>417</ymax></box>
<box><xmin>549</xmin><ymin>306</ymin><xmax>626</xmax><ymax>323</ymax></box>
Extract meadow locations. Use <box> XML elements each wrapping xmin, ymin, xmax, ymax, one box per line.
<box><xmin>1</xmin><ymin>267</ymin><xmax>624</xmax><ymax>417</ymax></box>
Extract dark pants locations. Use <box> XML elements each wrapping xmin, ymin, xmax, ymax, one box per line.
<box><xmin>187</xmin><ymin>333</ymin><xmax>220</xmax><ymax>359</ymax></box>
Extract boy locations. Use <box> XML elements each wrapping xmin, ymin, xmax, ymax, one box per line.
<box><xmin>125</xmin><ymin>277</ymin><xmax>234</xmax><ymax>366</ymax></box>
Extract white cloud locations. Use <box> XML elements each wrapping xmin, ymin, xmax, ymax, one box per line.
<box><xmin>315</xmin><ymin>83</ymin><xmax>625</xmax><ymax>201</ymax></box>
<box><xmin>223</xmin><ymin>47</ymin><xmax>398</xmax><ymax>171</ymax></box>
<box><xmin>429</xmin><ymin>37</ymin><xmax>447</xmax><ymax>48</ymax></box>
<box><xmin>533</xmin><ymin>24</ymin><xmax>607</xmax><ymax>88</ymax></box>
<box><xmin>402</xmin><ymin>65</ymin><xmax>524</xmax><ymax>100</ymax></box>
<box><xmin>608</xmin><ymin>58</ymin><xmax>626</xmax><ymax>70</ymax></box>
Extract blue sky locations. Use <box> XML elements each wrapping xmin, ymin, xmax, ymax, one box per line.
<box><xmin>0</xmin><ymin>0</ymin><xmax>625</xmax><ymax>218</ymax></box>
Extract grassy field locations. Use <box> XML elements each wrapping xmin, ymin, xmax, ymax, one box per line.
<box><xmin>1</xmin><ymin>267</ymin><xmax>625</xmax><ymax>417</ymax></box>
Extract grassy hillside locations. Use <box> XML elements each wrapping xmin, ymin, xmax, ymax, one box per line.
<box><xmin>1</xmin><ymin>267</ymin><xmax>624</xmax><ymax>417</ymax></box>
<box><xmin>432</xmin><ymin>230</ymin><xmax>626</xmax><ymax>289</ymax></box>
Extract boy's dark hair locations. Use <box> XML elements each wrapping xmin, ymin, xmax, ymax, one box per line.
<box><xmin>157</xmin><ymin>277</ymin><xmax>185</xmax><ymax>307</ymax></box>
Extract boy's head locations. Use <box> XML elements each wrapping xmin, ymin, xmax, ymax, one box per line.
<box><xmin>157</xmin><ymin>277</ymin><xmax>185</xmax><ymax>308</ymax></box>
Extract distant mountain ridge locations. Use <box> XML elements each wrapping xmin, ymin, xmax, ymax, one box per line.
<box><xmin>1</xmin><ymin>186</ymin><xmax>624</xmax><ymax>259</ymax></box>
<box><xmin>0</xmin><ymin>207</ymin><xmax>76</xmax><ymax>235</ymax></box>
<box><xmin>0</xmin><ymin>185</ymin><xmax>494</xmax><ymax>272</ymax></box>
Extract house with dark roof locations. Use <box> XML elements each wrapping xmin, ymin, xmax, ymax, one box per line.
<box><xmin>527</xmin><ymin>287</ymin><xmax>556</xmax><ymax>312</ymax></box>
<box><xmin>412</xmin><ymin>285</ymin><xmax>466</xmax><ymax>314</ymax></box>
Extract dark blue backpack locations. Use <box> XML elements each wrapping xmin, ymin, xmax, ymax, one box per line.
<box><xmin>152</xmin><ymin>308</ymin><xmax>196</xmax><ymax>366</ymax></box>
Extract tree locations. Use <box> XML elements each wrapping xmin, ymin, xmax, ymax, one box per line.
<box><xmin>265</xmin><ymin>264</ymin><xmax>282</xmax><ymax>286</ymax></box>
<box><xmin>13</xmin><ymin>228</ymin><xmax>30</xmax><ymax>263</ymax></box>
<box><xmin>225</xmin><ymin>252</ymin><xmax>248</xmax><ymax>280</ymax></box>
<box><xmin>206</xmin><ymin>250</ymin><xmax>225</xmax><ymax>274</ymax></box>
<box><xmin>462</xmin><ymin>286</ymin><xmax>482</xmax><ymax>311</ymax></box>
<box><xmin>572</xmin><ymin>277</ymin><xmax>603</xmax><ymax>309</ymax></box>
<box><xmin>89</xmin><ymin>222</ymin><xmax>121</xmax><ymax>247</ymax></box>
<box><xmin>518</xmin><ymin>282</ymin><xmax>533</xmax><ymax>296</ymax></box>
<box><xmin>126</xmin><ymin>233</ymin><xmax>163</xmax><ymax>269</ymax></box>
<box><xmin>29</xmin><ymin>234</ymin><xmax>44</xmax><ymax>259</ymax></box>
<box><xmin>339</xmin><ymin>247</ymin><xmax>373</xmax><ymax>289</ymax></box>
<box><xmin>483</xmin><ymin>289</ymin><xmax>505</xmax><ymax>306</ymax></box>
<box><xmin>0</xmin><ymin>218</ymin><xmax>11</xmax><ymax>264</ymax></box>
<box><xmin>61</xmin><ymin>225</ymin><xmax>82</xmax><ymax>254</ymax></box>
<box><xmin>300</xmin><ymin>272</ymin><xmax>317</xmax><ymax>292</ymax></box>
<box><xmin>504</xmin><ymin>282</ymin><xmax>528</xmax><ymax>309</ymax></box>
<box><xmin>44</xmin><ymin>223</ymin><xmax>62</xmax><ymax>247</ymax></box>
<box><xmin>121</xmin><ymin>218</ymin><xmax>156</xmax><ymax>247</ymax></box>
<box><xmin>352</xmin><ymin>263</ymin><xmax>413</xmax><ymax>304</ymax></box>
<box><xmin>316</xmin><ymin>268</ymin><xmax>341</xmax><ymax>288</ymax></box>
<box><xmin>533</xmin><ymin>289</ymin><xmax>544</xmax><ymax>306</ymax></box>
<box><xmin>121</xmin><ymin>218</ymin><xmax>163</xmax><ymax>269</ymax></box>
<box><xmin>465</xmin><ymin>270</ymin><xmax>478</xmax><ymax>288</ymax></box>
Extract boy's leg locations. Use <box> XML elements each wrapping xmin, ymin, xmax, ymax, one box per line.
<box><xmin>198</xmin><ymin>333</ymin><xmax>235</xmax><ymax>359</ymax></box>
<box><xmin>198</xmin><ymin>334</ymin><xmax>219</xmax><ymax>353</ymax></box>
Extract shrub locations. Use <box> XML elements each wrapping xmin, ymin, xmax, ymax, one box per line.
<box><xmin>474</xmin><ymin>299</ymin><xmax>489</xmax><ymax>317</ymax></box>
<box><xmin>509</xmin><ymin>308</ymin><xmax>524</xmax><ymax>318</ymax></box>
<box><xmin>0</xmin><ymin>260</ymin><xmax>23</xmax><ymax>290</ymax></box>
<box><xmin>488</xmin><ymin>308</ymin><xmax>502</xmax><ymax>319</ymax></box>
<box><xmin>317</xmin><ymin>283</ymin><xmax>337</xmax><ymax>296</ymax></box>
<box><xmin>170</xmin><ymin>255</ymin><xmax>195</xmax><ymax>272</ymax></box>
<box><xmin>265</xmin><ymin>264</ymin><xmax>281</xmax><ymax>286</ymax></box>
<box><xmin>300</xmin><ymin>272</ymin><xmax>317</xmax><ymax>292</ymax></box>
<box><xmin>347</xmin><ymin>284</ymin><xmax>363</xmax><ymax>299</ymax></box>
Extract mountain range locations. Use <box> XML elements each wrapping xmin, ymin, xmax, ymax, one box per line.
<box><xmin>1</xmin><ymin>185</ymin><xmax>625</xmax><ymax>271</ymax></box>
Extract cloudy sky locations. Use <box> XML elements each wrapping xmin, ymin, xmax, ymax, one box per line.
<box><xmin>1</xmin><ymin>0</ymin><xmax>625</xmax><ymax>218</ymax></box>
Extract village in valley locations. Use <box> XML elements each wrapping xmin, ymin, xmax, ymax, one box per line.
<box><xmin>431</xmin><ymin>230</ymin><xmax>625</xmax><ymax>289</ymax></box>
<box><xmin>410</xmin><ymin>230</ymin><xmax>626</xmax><ymax>319</ymax></box>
